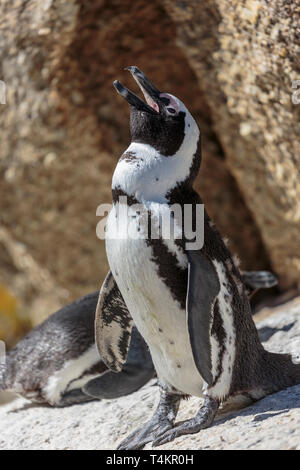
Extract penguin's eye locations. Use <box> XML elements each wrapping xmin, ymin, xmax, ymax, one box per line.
<box><xmin>166</xmin><ymin>107</ymin><xmax>177</xmax><ymax>115</ymax></box>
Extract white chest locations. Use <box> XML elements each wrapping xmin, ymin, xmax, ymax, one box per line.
<box><xmin>105</xmin><ymin>205</ymin><xmax>204</xmax><ymax>397</ymax></box>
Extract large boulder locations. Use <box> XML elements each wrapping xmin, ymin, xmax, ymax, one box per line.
<box><xmin>162</xmin><ymin>0</ymin><xmax>300</xmax><ymax>288</ymax></box>
<box><xmin>0</xmin><ymin>0</ymin><xmax>271</xmax><ymax>329</ymax></box>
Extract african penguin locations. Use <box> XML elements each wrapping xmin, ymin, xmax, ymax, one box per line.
<box><xmin>95</xmin><ymin>66</ymin><xmax>300</xmax><ymax>450</ymax></box>
<box><xmin>0</xmin><ymin>291</ymin><xmax>154</xmax><ymax>406</ymax></box>
<box><xmin>0</xmin><ymin>273</ymin><xmax>266</xmax><ymax>407</ymax></box>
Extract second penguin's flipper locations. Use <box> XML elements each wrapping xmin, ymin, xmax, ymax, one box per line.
<box><xmin>55</xmin><ymin>389</ymin><xmax>96</xmax><ymax>407</ymax></box>
<box><xmin>84</xmin><ymin>327</ymin><xmax>154</xmax><ymax>399</ymax></box>
<box><xmin>83</xmin><ymin>366</ymin><xmax>153</xmax><ymax>400</ymax></box>
<box><xmin>241</xmin><ymin>271</ymin><xmax>278</xmax><ymax>290</ymax></box>
<box><xmin>95</xmin><ymin>271</ymin><xmax>133</xmax><ymax>372</ymax></box>
<box><xmin>186</xmin><ymin>251</ymin><xmax>220</xmax><ymax>386</ymax></box>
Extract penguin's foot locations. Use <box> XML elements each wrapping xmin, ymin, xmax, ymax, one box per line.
<box><xmin>117</xmin><ymin>390</ymin><xmax>181</xmax><ymax>450</ymax></box>
<box><xmin>117</xmin><ymin>417</ymin><xmax>174</xmax><ymax>450</ymax></box>
<box><xmin>152</xmin><ymin>396</ymin><xmax>219</xmax><ymax>447</ymax></box>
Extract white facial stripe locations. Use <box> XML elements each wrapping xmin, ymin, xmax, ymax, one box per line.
<box><xmin>112</xmin><ymin>111</ymin><xmax>200</xmax><ymax>203</ymax></box>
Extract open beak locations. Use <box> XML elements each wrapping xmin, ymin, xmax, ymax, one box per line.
<box><xmin>113</xmin><ymin>66</ymin><xmax>161</xmax><ymax>114</ymax></box>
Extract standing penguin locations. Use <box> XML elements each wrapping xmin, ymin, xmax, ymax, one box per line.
<box><xmin>0</xmin><ymin>291</ymin><xmax>154</xmax><ymax>406</ymax></box>
<box><xmin>95</xmin><ymin>66</ymin><xmax>300</xmax><ymax>449</ymax></box>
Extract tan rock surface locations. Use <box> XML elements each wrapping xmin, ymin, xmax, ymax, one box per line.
<box><xmin>0</xmin><ymin>0</ymin><xmax>270</xmax><ymax>329</ymax></box>
<box><xmin>162</xmin><ymin>0</ymin><xmax>300</xmax><ymax>288</ymax></box>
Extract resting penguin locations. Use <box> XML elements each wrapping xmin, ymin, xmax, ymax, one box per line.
<box><xmin>0</xmin><ymin>273</ymin><xmax>269</xmax><ymax>407</ymax></box>
<box><xmin>95</xmin><ymin>66</ymin><xmax>300</xmax><ymax>449</ymax></box>
<box><xmin>0</xmin><ymin>291</ymin><xmax>154</xmax><ymax>406</ymax></box>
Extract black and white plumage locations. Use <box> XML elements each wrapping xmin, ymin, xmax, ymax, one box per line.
<box><xmin>95</xmin><ymin>66</ymin><xmax>300</xmax><ymax>449</ymax></box>
<box><xmin>0</xmin><ymin>291</ymin><xmax>153</xmax><ymax>406</ymax></box>
<box><xmin>0</xmin><ymin>272</ymin><xmax>266</xmax><ymax>407</ymax></box>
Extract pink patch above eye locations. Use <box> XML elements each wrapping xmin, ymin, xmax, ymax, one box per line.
<box><xmin>160</xmin><ymin>93</ymin><xmax>179</xmax><ymax>113</ymax></box>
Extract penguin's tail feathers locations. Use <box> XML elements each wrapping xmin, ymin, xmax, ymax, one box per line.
<box><xmin>242</xmin><ymin>271</ymin><xmax>278</xmax><ymax>290</ymax></box>
<box><xmin>260</xmin><ymin>350</ymin><xmax>300</xmax><ymax>395</ymax></box>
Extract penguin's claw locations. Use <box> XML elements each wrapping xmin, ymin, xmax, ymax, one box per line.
<box><xmin>117</xmin><ymin>389</ymin><xmax>181</xmax><ymax>450</ymax></box>
<box><xmin>153</xmin><ymin>396</ymin><xmax>219</xmax><ymax>447</ymax></box>
<box><xmin>152</xmin><ymin>418</ymin><xmax>201</xmax><ymax>446</ymax></box>
<box><xmin>117</xmin><ymin>419</ymin><xmax>173</xmax><ymax>450</ymax></box>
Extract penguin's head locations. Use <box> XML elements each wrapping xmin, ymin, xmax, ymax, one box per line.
<box><xmin>113</xmin><ymin>67</ymin><xmax>201</xmax><ymax>189</ymax></box>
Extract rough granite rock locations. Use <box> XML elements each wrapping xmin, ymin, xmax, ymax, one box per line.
<box><xmin>162</xmin><ymin>0</ymin><xmax>300</xmax><ymax>288</ymax></box>
<box><xmin>0</xmin><ymin>297</ymin><xmax>299</xmax><ymax>450</ymax></box>
<box><xmin>0</xmin><ymin>0</ymin><xmax>271</xmax><ymax>328</ymax></box>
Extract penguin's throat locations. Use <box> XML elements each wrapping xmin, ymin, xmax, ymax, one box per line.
<box><xmin>112</xmin><ymin>142</ymin><xmax>193</xmax><ymax>204</ymax></box>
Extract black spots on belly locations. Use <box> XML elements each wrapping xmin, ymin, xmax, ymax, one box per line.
<box><xmin>120</xmin><ymin>151</ymin><xmax>137</xmax><ymax>163</ymax></box>
<box><xmin>170</xmin><ymin>340</ymin><xmax>174</xmax><ymax>345</ymax></box>
<box><xmin>177</xmin><ymin>363</ymin><xmax>181</xmax><ymax>369</ymax></box>
<box><xmin>112</xmin><ymin>186</ymin><xmax>139</xmax><ymax>206</ymax></box>
<box><xmin>146</xmin><ymin>238</ymin><xmax>188</xmax><ymax>311</ymax></box>
<box><xmin>211</xmin><ymin>299</ymin><xmax>226</xmax><ymax>385</ymax></box>
<box><xmin>158</xmin><ymin>328</ymin><xmax>163</xmax><ymax>333</ymax></box>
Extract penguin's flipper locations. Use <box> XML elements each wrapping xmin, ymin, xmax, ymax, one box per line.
<box><xmin>83</xmin><ymin>366</ymin><xmax>153</xmax><ymax>400</ymax></box>
<box><xmin>84</xmin><ymin>327</ymin><xmax>154</xmax><ymax>399</ymax></box>
<box><xmin>95</xmin><ymin>271</ymin><xmax>133</xmax><ymax>372</ymax></box>
<box><xmin>186</xmin><ymin>251</ymin><xmax>220</xmax><ymax>386</ymax></box>
<box><xmin>241</xmin><ymin>271</ymin><xmax>278</xmax><ymax>290</ymax></box>
<box><xmin>55</xmin><ymin>389</ymin><xmax>96</xmax><ymax>407</ymax></box>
